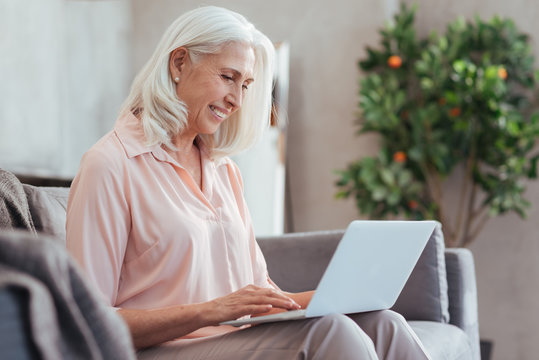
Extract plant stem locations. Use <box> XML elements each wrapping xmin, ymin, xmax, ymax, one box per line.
<box><xmin>454</xmin><ymin>155</ymin><xmax>475</xmax><ymax>246</ymax></box>
<box><xmin>425</xmin><ymin>166</ymin><xmax>455</xmax><ymax>246</ymax></box>
<box><xmin>457</xmin><ymin>117</ymin><xmax>479</xmax><ymax>247</ymax></box>
<box><xmin>461</xmin><ymin>172</ymin><xmax>494</xmax><ymax>246</ymax></box>
<box><xmin>464</xmin><ymin>211</ymin><xmax>490</xmax><ymax>247</ymax></box>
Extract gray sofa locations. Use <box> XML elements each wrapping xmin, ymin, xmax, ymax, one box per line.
<box><xmin>1</xmin><ymin>174</ymin><xmax>480</xmax><ymax>359</ymax></box>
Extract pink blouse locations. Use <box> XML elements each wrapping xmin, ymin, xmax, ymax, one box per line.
<box><xmin>66</xmin><ymin>112</ymin><xmax>270</xmax><ymax>316</ymax></box>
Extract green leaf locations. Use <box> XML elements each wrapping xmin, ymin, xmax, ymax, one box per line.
<box><xmin>397</xmin><ymin>170</ymin><xmax>412</xmax><ymax>186</ymax></box>
<box><xmin>528</xmin><ymin>155</ymin><xmax>539</xmax><ymax>178</ymax></box>
<box><xmin>408</xmin><ymin>147</ymin><xmax>423</xmax><ymax>162</ymax></box>
<box><xmin>453</xmin><ymin>60</ymin><xmax>467</xmax><ymax>74</ymax></box>
<box><xmin>421</xmin><ymin>77</ymin><xmax>434</xmax><ymax>90</ymax></box>
<box><xmin>387</xmin><ymin>191</ymin><xmax>401</xmax><ymax>206</ymax></box>
<box><xmin>372</xmin><ymin>187</ymin><xmax>388</xmax><ymax>201</ymax></box>
<box><xmin>506</xmin><ymin>120</ymin><xmax>520</xmax><ymax>135</ymax></box>
<box><xmin>380</xmin><ymin>168</ymin><xmax>396</xmax><ymax>186</ymax></box>
<box><xmin>335</xmin><ymin>190</ymin><xmax>350</xmax><ymax>199</ymax></box>
<box><xmin>489</xmin><ymin>206</ymin><xmax>500</xmax><ymax>217</ymax></box>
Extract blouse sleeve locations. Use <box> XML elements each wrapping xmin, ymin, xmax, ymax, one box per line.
<box><xmin>227</xmin><ymin>160</ymin><xmax>272</xmax><ymax>289</ymax></box>
<box><xmin>66</xmin><ymin>146</ymin><xmax>131</xmax><ymax>306</ymax></box>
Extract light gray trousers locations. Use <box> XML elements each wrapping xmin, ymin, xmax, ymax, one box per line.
<box><xmin>137</xmin><ymin>310</ymin><xmax>431</xmax><ymax>360</ymax></box>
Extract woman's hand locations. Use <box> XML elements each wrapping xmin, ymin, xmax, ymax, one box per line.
<box><xmin>251</xmin><ymin>290</ymin><xmax>316</xmax><ymax>318</ymax></box>
<box><xmin>202</xmin><ymin>284</ymin><xmax>301</xmax><ymax>325</ymax></box>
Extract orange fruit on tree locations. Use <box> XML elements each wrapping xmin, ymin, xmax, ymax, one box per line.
<box><xmin>387</xmin><ymin>55</ymin><xmax>402</xmax><ymax>69</ymax></box>
<box><xmin>449</xmin><ymin>107</ymin><xmax>461</xmax><ymax>117</ymax></box>
<box><xmin>408</xmin><ymin>200</ymin><xmax>419</xmax><ymax>210</ymax></box>
<box><xmin>393</xmin><ymin>151</ymin><xmax>407</xmax><ymax>163</ymax></box>
<box><xmin>498</xmin><ymin>67</ymin><xmax>508</xmax><ymax>80</ymax></box>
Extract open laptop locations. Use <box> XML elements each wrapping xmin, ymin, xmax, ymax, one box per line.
<box><xmin>221</xmin><ymin>220</ymin><xmax>436</xmax><ymax>327</ymax></box>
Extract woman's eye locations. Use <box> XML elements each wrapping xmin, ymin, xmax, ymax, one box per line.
<box><xmin>242</xmin><ymin>84</ymin><xmax>249</xmax><ymax>91</ymax></box>
<box><xmin>221</xmin><ymin>74</ymin><xmax>233</xmax><ymax>81</ymax></box>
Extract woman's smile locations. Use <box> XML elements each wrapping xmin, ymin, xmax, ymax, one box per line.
<box><xmin>209</xmin><ymin>105</ymin><xmax>228</xmax><ymax>121</ymax></box>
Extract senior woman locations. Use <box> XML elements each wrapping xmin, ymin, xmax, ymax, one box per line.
<box><xmin>66</xmin><ymin>6</ymin><xmax>431</xmax><ymax>359</ymax></box>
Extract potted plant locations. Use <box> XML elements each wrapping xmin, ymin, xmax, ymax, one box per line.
<box><xmin>336</xmin><ymin>3</ymin><xmax>539</xmax><ymax>248</ymax></box>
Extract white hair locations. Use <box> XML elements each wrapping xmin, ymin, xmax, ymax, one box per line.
<box><xmin>120</xmin><ymin>6</ymin><xmax>275</xmax><ymax>159</ymax></box>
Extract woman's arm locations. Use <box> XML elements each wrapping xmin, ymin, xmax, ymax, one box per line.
<box><xmin>66</xmin><ymin>149</ymin><xmax>131</xmax><ymax>305</ymax></box>
<box><xmin>118</xmin><ymin>285</ymin><xmax>301</xmax><ymax>349</ymax></box>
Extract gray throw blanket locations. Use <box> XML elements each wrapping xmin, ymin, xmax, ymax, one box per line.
<box><xmin>0</xmin><ymin>169</ymin><xmax>36</xmax><ymax>233</ymax></box>
<box><xmin>0</xmin><ymin>231</ymin><xmax>136</xmax><ymax>360</ymax></box>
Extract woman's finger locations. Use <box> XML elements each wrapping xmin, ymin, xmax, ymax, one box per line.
<box><xmin>241</xmin><ymin>286</ymin><xmax>301</xmax><ymax>307</ymax></box>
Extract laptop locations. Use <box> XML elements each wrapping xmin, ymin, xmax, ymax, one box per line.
<box><xmin>221</xmin><ymin>220</ymin><xmax>436</xmax><ymax>327</ymax></box>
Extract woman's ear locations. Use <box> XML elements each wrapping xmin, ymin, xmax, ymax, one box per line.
<box><xmin>169</xmin><ymin>47</ymin><xmax>189</xmax><ymax>81</ymax></box>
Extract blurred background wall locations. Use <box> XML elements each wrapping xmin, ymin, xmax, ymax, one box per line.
<box><xmin>2</xmin><ymin>1</ymin><xmax>539</xmax><ymax>359</ymax></box>
<box><xmin>0</xmin><ymin>0</ymin><xmax>131</xmax><ymax>178</ymax></box>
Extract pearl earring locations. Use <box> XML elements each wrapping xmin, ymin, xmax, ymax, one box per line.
<box><xmin>174</xmin><ymin>77</ymin><xmax>180</xmax><ymax>83</ymax></box>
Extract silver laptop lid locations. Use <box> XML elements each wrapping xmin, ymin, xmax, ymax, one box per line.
<box><xmin>306</xmin><ymin>220</ymin><xmax>436</xmax><ymax>317</ymax></box>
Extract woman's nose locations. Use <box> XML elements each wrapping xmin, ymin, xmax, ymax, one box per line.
<box><xmin>225</xmin><ymin>84</ymin><xmax>243</xmax><ymax>110</ymax></box>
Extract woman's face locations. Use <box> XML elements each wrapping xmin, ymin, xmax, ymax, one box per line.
<box><xmin>173</xmin><ymin>42</ymin><xmax>255</xmax><ymax>137</ymax></box>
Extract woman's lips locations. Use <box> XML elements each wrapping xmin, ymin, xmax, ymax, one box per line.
<box><xmin>209</xmin><ymin>105</ymin><xmax>228</xmax><ymax>120</ymax></box>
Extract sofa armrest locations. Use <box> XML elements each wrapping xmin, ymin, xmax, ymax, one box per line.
<box><xmin>445</xmin><ymin>248</ymin><xmax>480</xmax><ymax>360</ymax></box>
<box><xmin>257</xmin><ymin>230</ymin><xmax>343</xmax><ymax>292</ymax></box>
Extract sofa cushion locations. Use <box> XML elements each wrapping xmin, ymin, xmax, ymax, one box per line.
<box><xmin>409</xmin><ymin>320</ymin><xmax>473</xmax><ymax>359</ymax></box>
<box><xmin>391</xmin><ymin>221</ymin><xmax>449</xmax><ymax>323</ymax></box>
<box><xmin>258</xmin><ymin>230</ymin><xmax>344</xmax><ymax>293</ymax></box>
<box><xmin>23</xmin><ymin>185</ymin><xmax>69</xmax><ymax>244</ymax></box>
